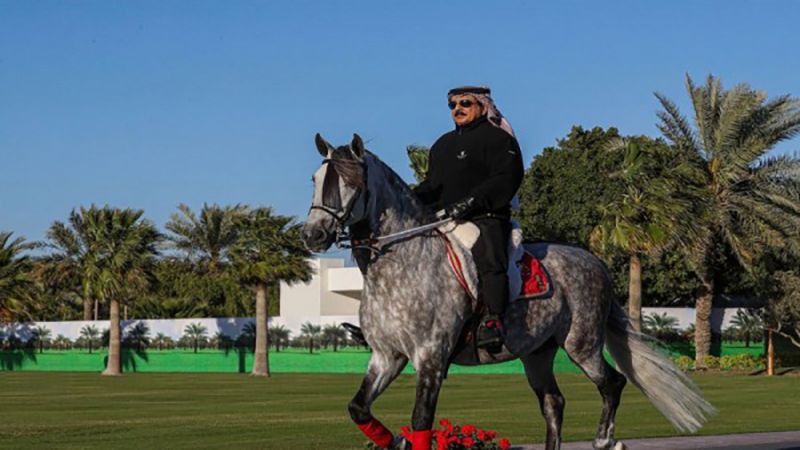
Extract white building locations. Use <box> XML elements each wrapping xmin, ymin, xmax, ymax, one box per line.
<box><xmin>277</xmin><ymin>258</ymin><xmax>361</xmax><ymax>334</ymax></box>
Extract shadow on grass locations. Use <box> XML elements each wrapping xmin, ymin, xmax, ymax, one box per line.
<box><xmin>223</xmin><ymin>346</ymin><xmax>252</xmax><ymax>373</ymax></box>
<box><xmin>0</xmin><ymin>348</ymin><xmax>37</xmax><ymax>371</ymax></box>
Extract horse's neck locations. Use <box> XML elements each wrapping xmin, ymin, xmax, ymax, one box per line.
<box><xmin>365</xmin><ymin>157</ymin><xmax>426</xmax><ymax>235</ymax></box>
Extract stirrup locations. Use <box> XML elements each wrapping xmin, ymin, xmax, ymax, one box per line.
<box><xmin>477</xmin><ymin>317</ymin><xmax>504</xmax><ymax>353</ymax></box>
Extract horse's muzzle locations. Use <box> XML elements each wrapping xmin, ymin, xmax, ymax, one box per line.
<box><xmin>302</xmin><ymin>226</ymin><xmax>334</xmax><ymax>252</ymax></box>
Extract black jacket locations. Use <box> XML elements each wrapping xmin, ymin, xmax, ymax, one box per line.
<box><xmin>414</xmin><ymin>116</ymin><xmax>524</xmax><ymax>218</ymax></box>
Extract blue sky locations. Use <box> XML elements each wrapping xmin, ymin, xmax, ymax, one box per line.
<box><xmin>2</xmin><ymin>1</ymin><xmax>799</xmax><ymax>247</ymax></box>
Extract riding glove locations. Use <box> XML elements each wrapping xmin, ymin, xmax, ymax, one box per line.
<box><xmin>437</xmin><ymin>196</ymin><xmax>476</xmax><ymax>220</ymax></box>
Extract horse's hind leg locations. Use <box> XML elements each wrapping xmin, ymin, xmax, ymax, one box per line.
<box><xmin>349</xmin><ymin>351</ymin><xmax>408</xmax><ymax>449</ymax></box>
<box><xmin>520</xmin><ymin>339</ymin><xmax>564</xmax><ymax>450</ymax></box>
<box><xmin>565</xmin><ymin>342</ymin><xmax>626</xmax><ymax>450</ymax></box>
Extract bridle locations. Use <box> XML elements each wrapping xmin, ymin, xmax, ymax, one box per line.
<box><xmin>308</xmin><ymin>157</ymin><xmax>454</xmax><ymax>254</ymax></box>
<box><xmin>308</xmin><ymin>158</ymin><xmax>370</xmax><ymax>249</ymax></box>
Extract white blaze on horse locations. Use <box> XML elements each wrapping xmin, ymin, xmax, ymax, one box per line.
<box><xmin>301</xmin><ymin>134</ymin><xmax>715</xmax><ymax>450</ymax></box>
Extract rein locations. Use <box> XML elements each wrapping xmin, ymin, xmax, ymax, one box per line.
<box><xmin>437</xmin><ymin>230</ymin><xmax>478</xmax><ymax>302</ymax></box>
<box><xmin>349</xmin><ymin>218</ymin><xmax>453</xmax><ymax>251</ymax></box>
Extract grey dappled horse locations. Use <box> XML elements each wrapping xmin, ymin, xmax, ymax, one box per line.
<box><xmin>301</xmin><ymin>134</ymin><xmax>715</xmax><ymax>450</ymax></box>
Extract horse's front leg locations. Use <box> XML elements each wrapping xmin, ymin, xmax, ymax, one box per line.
<box><xmin>409</xmin><ymin>354</ymin><xmax>448</xmax><ymax>450</ymax></box>
<box><xmin>349</xmin><ymin>351</ymin><xmax>409</xmax><ymax>449</ymax></box>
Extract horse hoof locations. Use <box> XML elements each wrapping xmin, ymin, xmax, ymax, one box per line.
<box><xmin>389</xmin><ymin>435</ymin><xmax>411</xmax><ymax>450</ymax></box>
<box><xmin>593</xmin><ymin>438</ymin><xmax>619</xmax><ymax>450</ymax></box>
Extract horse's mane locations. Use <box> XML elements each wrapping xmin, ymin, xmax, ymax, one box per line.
<box><xmin>330</xmin><ymin>147</ymin><xmax>417</xmax><ymax>199</ymax></box>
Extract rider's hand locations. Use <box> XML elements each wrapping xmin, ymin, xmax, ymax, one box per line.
<box><xmin>436</xmin><ymin>197</ymin><xmax>476</xmax><ymax>220</ymax></box>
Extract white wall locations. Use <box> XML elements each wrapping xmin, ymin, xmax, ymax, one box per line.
<box><xmin>0</xmin><ymin>316</ymin><xmax>364</xmax><ymax>342</ymax></box>
<box><xmin>2</xmin><ymin>307</ymin><xmax>748</xmax><ymax>343</ymax></box>
<box><xmin>642</xmin><ymin>307</ymin><xmax>747</xmax><ymax>331</ymax></box>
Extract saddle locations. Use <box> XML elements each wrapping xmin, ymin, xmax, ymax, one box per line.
<box><xmin>439</xmin><ymin>220</ymin><xmax>552</xmax><ymax>303</ymax></box>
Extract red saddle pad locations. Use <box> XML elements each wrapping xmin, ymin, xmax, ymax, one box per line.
<box><xmin>519</xmin><ymin>251</ymin><xmax>551</xmax><ymax>299</ymax></box>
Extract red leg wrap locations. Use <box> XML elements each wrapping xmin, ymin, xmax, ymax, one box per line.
<box><xmin>357</xmin><ymin>418</ymin><xmax>394</xmax><ymax>448</ymax></box>
<box><xmin>410</xmin><ymin>430</ymin><xmax>433</xmax><ymax>450</ymax></box>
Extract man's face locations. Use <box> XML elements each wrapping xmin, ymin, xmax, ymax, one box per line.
<box><xmin>449</xmin><ymin>94</ymin><xmax>485</xmax><ymax>127</ymax></box>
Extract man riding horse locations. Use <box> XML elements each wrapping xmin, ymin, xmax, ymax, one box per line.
<box><xmin>302</xmin><ymin>89</ymin><xmax>714</xmax><ymax>450</ymax></box>
<box><xmin>414</xmin><ymin>85</ymin><xmax>524</xmax><ymax>352</ymax></box>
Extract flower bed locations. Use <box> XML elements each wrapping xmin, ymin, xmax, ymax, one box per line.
<box><xmin>366</xmin><ymin>419</ymin><xmax>511</xmax><ymax>450</ymax></box>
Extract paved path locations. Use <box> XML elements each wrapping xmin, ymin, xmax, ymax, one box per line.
<box><xmin>513</xmin><ymin>430</ymin><xmax>800</xmax><ymax>450</ymax></box>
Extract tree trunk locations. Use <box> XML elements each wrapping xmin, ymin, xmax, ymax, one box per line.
<box><xmin>124</xmin><ymin>305</ymin><xmax>128</xmax><ymax>321</ymax></box>
<box><xmin>695</xmin><ymin>276</ymin><xmax>714</xmax><ymax>369</ymax></box>
<box><xmin>251</xmin><ymin>282</ymin><xmax>270</xmax><ymax>377</ymax></box>
<box><xmin>767</xmin><ymin>329</ymin><xmax>775</xmax><ymax>376</ymax></box>
<box><xmin>309</xmin><ymin>338</ymin><xmax>313</xmax><ymax>354</ymax></box>
<box><xmin>628</xmin><ymin>253</ymin><xmax>642</xmax><ymax>332</ymax></box>
<box><xmin>83</xmin><ymin>298</ymin><xmax>93</xmax><ymax>321</ymax></box>
<box><xmin>102</xmin><ymin>299</ymin><xmax>122</xmax><ymax>376</ymax></box>
<box><xmin>94</xmin><ymin>299</ymin><xmax>99</xmax><ymax>321</ymax></box>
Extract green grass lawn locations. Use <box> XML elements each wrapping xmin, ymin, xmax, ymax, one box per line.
<box><xmin>0</xmin><ymin>371</ymin><xmax>797</xmax><ymax>449</ymax></box>
<box><xmin>0</xmin><ymin>342</ymin><xmax>765</xmax><ymax>374</ymax></box>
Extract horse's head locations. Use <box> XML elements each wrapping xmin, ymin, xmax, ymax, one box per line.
<box><xmin>302</xmin><ymin>133</ymin><xmax>368</xmax><ymax>252</ymax></box>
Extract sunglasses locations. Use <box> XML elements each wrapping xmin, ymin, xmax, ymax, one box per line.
<box><xmin>448</xmin><ymin>99</ymin><xmax>477</xmax><ymax>110</ymax></box>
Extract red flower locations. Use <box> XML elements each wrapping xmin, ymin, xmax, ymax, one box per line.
<box><xmin>477</xmin><ymin>430</ymin><xmax>490</xmax><ymax>442</ymax></box>
<box><xmin>462</xmin><ymin>437</ymin><xmax>475</xmax><ymax>448</ymax></box>
<box><xmin>461</xmin><ymin>424</ymin><xmax>477</xmax><ymax>435</ymax></box>
<box><xmin>435</xmin><ymin>431</ymin><xmax>449</xmax><ymax>450</ymax></box>
<box><xmin>439</xmin><ymin>418</ymin><xmax>452</xmax><ymax>429</ymax></box>
<box><xmin>486</xmin><ymin>430</ymin><xmax>498</xmax><ymax>440</ymax></box>
<box><xmin>499</xmin><ymin>438</ymin><xmax>511</xmax><ymax>450</ymax></box>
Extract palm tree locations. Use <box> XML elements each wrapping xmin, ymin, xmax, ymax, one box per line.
<box><xmin>152</xmin><ymin>332</ymin><xmax>171</xmax><ymax>351</ymax></box>
<box><xmin>44</xmin><ymin>209</ymin><xmax>103</xmax><ymax>320</ymax></box>
<box><xmin>406</xmin><ymin>144</ymin><xmax>430</xmax><ymax>184</ymax></box>
<box><xmin>643</xmin><ymin>312</ymin><xmax>680</xmax><ymax>340</ymax></box>
<box><xmin>80</xmin><ymin>324</ymin><xmax>100</xmax><ymax>353</ymax></box>
<box><xmin>656</xmin><ymin>74</ymin><xmax>800</xmax><ymax>366</ymax></box>
<box><xmin>165</xmin><ymin>203</ymin><xmax>248</xmax><ymax>275</ymax></box>
<box><xmin>124</xmin><ymin>322</ymin><xmax>151</xmax><ymax>352</ymax></box>
<box><xmin>184</xmin><ymin>322</ymin><xmax>208</xmax><ymax>353</ymax></box>
<box><xmin>300</xmin><ymin>322</ymin><xmax>322</xmax><ymax>354</ymax></box>
<box><xmin>237</xmin><ymin>322</ymin><xmax>256</xmax><ymax>350</ymax></box>
<box><xmin>322</xmin><ymin>323</ymin><xmax>347</xmax><ymax>352</ymax></box>
<box><xmin>165</xmin><ymin>204</ymin><xmax>250</xmax><ymax>317</ymax></box>
<box><xmin>74</xmin><ymin>206</ymin><xmax>161</xmax><ymax>376</ymax></box>
<box><xmin>729</xmin><ymin>309</ymin><xmax>764</xmax><ymax>348</ymax></box>
<box><xmin>269</xmin><ymin>325</ymin><xmax>290</xmax><ymax>352</ymax></box>
<box><xmin>31</xmin><ymin>325</ymin><xmax>52</xmax><ymax>354</ymax></box>
<box><xmin>590</xmin><ymin>138</ymin><xmax>700</xmax><ymax>331</ymax></box>
<box><xmin>0</xmin><ymin>232</ymin><xmax>36</xmax><ymax>320</ymax></box>
<box><xmin>212</xmin><ymin>331</ymin><xmax>233</xmax><ymax>350</ymax></box>
<box><xmin>230</xmin><ymin>208</ymin><xmax>313</xmax><ymax>377</ymax></box>
<box><xmin>53</xmin><ymin>334</ymin><xmax>72</xmax><ymax>350</ymax></box>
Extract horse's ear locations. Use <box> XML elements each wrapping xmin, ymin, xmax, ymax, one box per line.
<box><xmin>315</xmin><ymin>133</ymin><xmax>334</xmax><ymax>157</ymax></box>
<box><xmin>351</xmin><ymin>133</ymin><xmax>365</xmax><ymax>160</ymax></box>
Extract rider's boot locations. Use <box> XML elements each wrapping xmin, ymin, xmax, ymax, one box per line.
<box><xmin>477</xmin><ymin>314</ymin><xmax>504</xmax><ymax>353</ymax></box>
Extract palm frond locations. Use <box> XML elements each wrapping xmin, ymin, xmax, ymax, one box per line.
<box><xmin>655</xmin><ymin>92</ymin><xmax>701</xmax><ymax>157</ymax></box>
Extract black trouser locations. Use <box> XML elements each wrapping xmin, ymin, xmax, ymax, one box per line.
<box><xmin>470</xmin><ymin>217</ymin><xmax>511</xmax><ymax>317</ymax></box>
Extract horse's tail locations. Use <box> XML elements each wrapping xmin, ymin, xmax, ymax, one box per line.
<box><xmin>604</xmin><ymin>302</ymin><xmax>717</xmax><ymax>433</ymax></box>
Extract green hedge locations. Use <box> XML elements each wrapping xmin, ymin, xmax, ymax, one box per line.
<box><xmin>1</xmin><ymin>343</ymin><xmax>764</xmax><ymax>374</ymax></box>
